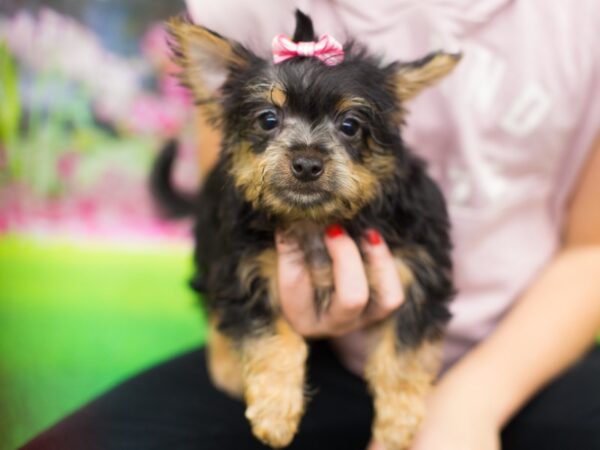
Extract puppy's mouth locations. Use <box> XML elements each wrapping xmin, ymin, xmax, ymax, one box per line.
<box><xmin>275</xmin><ymin>185</ymin><xmax>332</xmax><ymax>208</ymax></box>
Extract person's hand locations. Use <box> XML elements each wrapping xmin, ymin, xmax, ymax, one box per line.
<box><xmin>367</xmin><ymin>376</ymin><xmax>502</xmax><ymax>450</ymax></box>
<box><xmin>275</xmin><ymin>225</ymin><xmax>404</xmax><ymax>338</ymax></box>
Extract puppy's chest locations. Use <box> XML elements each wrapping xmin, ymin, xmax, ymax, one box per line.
<box><xmin>287</xmin><ymin>221</ymin><xmax>330</xmax><ymax>268</ymax></box>
<box><xmin>286</xmin><ymin>221</ymin><xmax>338</xmax><ymax>310</ymax></box>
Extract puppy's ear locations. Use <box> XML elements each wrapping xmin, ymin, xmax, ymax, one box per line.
<box><xmin>393</xmin><ymin>51</ymin><xmax>461</xmax><ymax>102</ymax></box>
<box><xmin>167</xmin><ymin>17</ymin><xmax>253</xmax><ymax>117</ymax></box>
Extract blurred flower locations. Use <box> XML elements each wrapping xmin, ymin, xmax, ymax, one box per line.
<box><xmin>56</xmin><ymin>152</ymin><xmax>79</xmax><ymax>180</ymax></box>
<box><xmin>141</xmin><ymin>23</ymin><xmax>172</xmax><ymax>69</ymax></box>
<box><xmin>129</xmin><ymin>95</ymin><xmax>183</xmax><ymax>135</ymax></box>
<box><xmin>141</xmin><ymin>23</ymin><xmax>191</xmax><ymax>103</ymax></box>
<box><xmin>0</xmin><ymin>9</ymin><xmax>145</xmax><ymax>124</ymax></box>
<box><xmin>0</xmin><ymin>9</ymin><xmax>197</xmax><ymax>242</ymax></box>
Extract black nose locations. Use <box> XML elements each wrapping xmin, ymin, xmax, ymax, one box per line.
<box><xmin>291</xmin><ymin>156</ymin><xmax>324</xmax><ymax>181</ymax></box>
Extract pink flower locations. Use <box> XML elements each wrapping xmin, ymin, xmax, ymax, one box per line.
<box><xmin>56</xmin><ymin>152</ymin><xmax>79</xmax><ymax>179</ymax></box>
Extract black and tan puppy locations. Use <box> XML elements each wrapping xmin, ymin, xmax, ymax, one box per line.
<box><xmin>152</xmin><ymin>11</ymin><xmax>458</xmax><ymax>450</ymax></box>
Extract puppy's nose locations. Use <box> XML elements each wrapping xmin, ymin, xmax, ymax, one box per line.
<box><xmin>291</xmin><ymin>156</ymin><xmax>324</xmax><ymax>182</ymax></box>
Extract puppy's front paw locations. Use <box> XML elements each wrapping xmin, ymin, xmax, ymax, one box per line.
<box><xmin>242</xmin><ymin>319</ymin><xmax>308</xmax><ymax>447</ymax></box>
<box><xmin>372</xmin><ymin>392</ymin><xmax>424</xmax><ymax>450</ymax></box>
<box><xmin>245</xmin><ymin>385</ymin><xmax>304</xmax><ymax>448</ymax></box>
<box><xmin>366</xmin><ymin>325</ymin><xmax>439</xmax><ymax>450</ymax></box>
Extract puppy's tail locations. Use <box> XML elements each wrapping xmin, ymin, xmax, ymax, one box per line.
<box><xmin>150</xmin><ymin>140</ymin><xmax>195</xmax><ymax>219</ymax></box>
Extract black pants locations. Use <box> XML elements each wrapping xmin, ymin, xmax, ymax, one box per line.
<box><xmin>22</xmin><ymin>343</ymin><xmax>600</xmax><ymax>450</ymax></box>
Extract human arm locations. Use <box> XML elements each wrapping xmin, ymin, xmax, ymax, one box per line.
<box><xmin>407</xmin><ymin>131</ymin><xmax>600</xmax><ymax>450</ymax></box>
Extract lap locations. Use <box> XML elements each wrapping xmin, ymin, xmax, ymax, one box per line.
<box><xmin>501</xmin><ymin>345</ymin><xmax>600</xmax><ymax>450</ymax></box>
<box><xmin>22</xmin><ymin>342</ymin><xmax>373</xmax><ymax>450</ymax></box>
<box><xmin>22</xmin><ymin>344</ymin><xmax>600</xmax><ymax>450</ymax></box>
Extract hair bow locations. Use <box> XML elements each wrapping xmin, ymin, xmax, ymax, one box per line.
<box><xmin>271</xmin><ymin>34</ymin><xmax>344</xmax><ymax>66</ymax></box>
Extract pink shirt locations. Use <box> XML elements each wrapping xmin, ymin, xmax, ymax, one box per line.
<box><xmin>186</xmin><ymin>0</ymin><xmax>600</xmax><ymax>367</ymax></box>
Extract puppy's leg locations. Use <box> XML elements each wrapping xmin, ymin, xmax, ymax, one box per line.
<box><xmin>365</xmin><ymin>319</ymin><xmax>440</xmax><ymax>450</ymax></box>
<box><xmin>241</xmin><ymin>318</ymin><xmax>308</xmax><ymax>448</ymax></box>
<box><xmin>206</xmin><ymin>317</ymin><xmax>243</xmax><ymax>398</ymax></box>
<box><xmin>214</xmin><ymin>248</ymin><xmax>310</xmax><ymax>447</ymax></box>
<box><xmin>365</xmin><ymin>250</ymin><xmax>449</xmax><ymax>450</ymax></box>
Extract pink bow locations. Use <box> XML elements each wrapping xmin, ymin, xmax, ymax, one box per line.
<box><xmin>271</xmin><ymin>34</ymin><xmax>345</xmax><ymax>66</ymax></box>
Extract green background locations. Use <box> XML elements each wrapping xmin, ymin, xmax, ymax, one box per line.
<box><xmin>0</xmin><ymin>236</ymin><xmax>206</xmax><ymax>450</ymax></box>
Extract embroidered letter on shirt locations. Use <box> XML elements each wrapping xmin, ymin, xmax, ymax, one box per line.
<box><xmin>500</xmin><ymin>83</ymin><xmax>552</xmax><ymax>137</ymax></box>
<box><xmin>464</xmin><ymin>46</ymin><xmax>506</xmax><ymax>112</ymax></box>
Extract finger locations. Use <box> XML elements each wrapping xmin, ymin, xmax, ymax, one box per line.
<box><xmin>323</xmin><ymin>224</ymin><xmax>369</xmax><ymax>324</ymax></box>
<box><xmin>361</xmin><ymin>229</ymin><xmax>404</xmax><ymax>322</ymax></box>
<box><xmin>275</xmin><ymin>231</ymin><xmax>318</xmax><ymax>335</ymax></box>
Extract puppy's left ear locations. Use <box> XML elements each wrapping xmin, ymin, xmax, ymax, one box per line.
<box><xmin>167</xmin><ymin>17</ymin><xmax>253</xmax><ymax>118</ymax></box>
<box><xmin>393</xmin><ymin>51</ymin><xmax>461</xmax><ymax>102</ymax></box>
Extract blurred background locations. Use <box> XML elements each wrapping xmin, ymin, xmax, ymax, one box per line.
<box><xmin>0</xmin><ymin>1</ymin><xmax>206</xmax><ymax>448</ymax></box>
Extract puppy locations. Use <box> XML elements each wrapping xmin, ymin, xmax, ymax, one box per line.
<box><xmin>152</xmin><ymin>11</ymin><xmax>458</xmax><ymax>450</ymax></box>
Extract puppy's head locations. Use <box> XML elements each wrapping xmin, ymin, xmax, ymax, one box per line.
<box><xmin>169</xmin><ymin>11</ymin><xmax>460</xmax><ymax>222</ymax></box>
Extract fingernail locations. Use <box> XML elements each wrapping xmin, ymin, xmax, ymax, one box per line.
<box><xmin>325</xmin><ymin>224</ymin><xmax>344</xmax><ymax>238</ymax></box>
<box><xmin>365</xmin><ymin>229</ymin><xmax>381</xmax><ymax>245</ymax></box>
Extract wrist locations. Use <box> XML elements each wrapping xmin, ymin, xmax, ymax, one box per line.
<box><xmin>434</xmin><ymin>359</ymin><xmax>511</xmax><ymax>428</ymax></box>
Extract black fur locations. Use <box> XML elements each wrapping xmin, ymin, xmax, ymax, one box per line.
<box><xmin>292</xmin><ymin>10</ymin><xmax>316</xmax><ymax>42</ymax></box>
<box><xmin>152</xmin><ymin>11</ymin><xmax>454</xmax><ymax>347</ymax></box>
<box><xmin>149</xmin><ymin>140</ymin><xmax>194</xmax><ymax>218</ymax></box>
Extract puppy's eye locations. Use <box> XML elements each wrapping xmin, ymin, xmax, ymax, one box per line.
<box><xmin>258</xmin><ymin>111</ymin><xmax>279</xmax><ymax>131</ymax></box>
<box><xmin>340</xmin><ymin>117</ymin><xmax>360</xmax><ymax>137</ymax></box>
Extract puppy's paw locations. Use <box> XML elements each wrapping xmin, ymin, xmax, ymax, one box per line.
<box><xmin>241</xmin><ymin>319</ymin><xmax>308</xmax><ymax>447</ymax></box>
<box><xmin>245</xmin><ymin>388</ymin><xmax>304</xmax><ymax>448</ymax></box>
<box><xmin>366</xmin><ymin>326</ymin><xmax>439</xmax><ymax>450</ymax></box>
<box><xmin>372</xmin><ymin>392</ymin><xmax>424</xmax><ymax>450</ymax></box>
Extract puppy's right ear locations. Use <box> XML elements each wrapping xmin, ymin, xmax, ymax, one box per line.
<box><xmin>167</xmin><ymin>17</ymin><xmax>252</xmax><ymax>118</ymax></box>
<box><xmin>392</xmin><ymin>51</ymin><xmax>461</xmax><ymax>102</ymax></box>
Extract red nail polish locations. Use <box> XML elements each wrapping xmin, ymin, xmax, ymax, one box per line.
<box><xmin>366</xmin><ymin>229</ymin><xmax>381</xmax><ymax>245</ymax></box>
<box><xmin>326</xmin><ymin>224</ymin><xmax>344</xmax><ymax>238</ymax></box>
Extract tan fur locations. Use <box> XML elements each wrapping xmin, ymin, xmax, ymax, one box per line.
<box><xmin>336</xmin><ymin>96</ymin><xmax>373</xmax><ymax>113</ymax></box>
<box><xmin>167</xmin><ymin>18</ymin><xmax>247</xmax><ymax>121</ymax></box>
<box><xmin>270</xmin><ymin>85</ymin><xmax>287</xmax><ymax>107</ymax></box>
<box><xmin>365</xmin><ymin>320</ymin><xmax>441</xmax><ymax>450</ymax></box>
<box><xmin>206</xmin><ymin>318</ymin><xmax>244</xmax><ymax>398</ymax></box>
<box><xmin>242</xmin><ymin>319</ymin><xmax>308</xmax><ymax>448</ymax></box>
<box><xmin>324</xmin><ymin>148</ymin><xmax>380</xmax><ymax>219</ymax></box>
<box><xmin>228</xmin><ymin>140</ymin><xmax>265</xmax><ymax>205</ymax></box>
<box><xmin>392</xmin><ymin>253</ymin><xmax>416</xmax><ymax>289</ymax></box>
<box><xmin>207</xmin><ymin>314</ymin><xmax>309</xmax><ymax>447</ymax></box>
<box><xmin>348</xmin><ymin>159</ymin><xmax>380</xmax><ymax>205</ymax></box>
<box><xmin>396</xmin><ymin>52</ymin><xmax>461</xmax><ymax>101</ymax></box>
<box><xmin>229</xmin><ymin>137</ymin><xmax>382</xmax><ymax>222</ymax></box>
<box><xmin>363</xmin><ymin>143</ymin><xmax>397</xmax><ymax>180</ymax></box>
